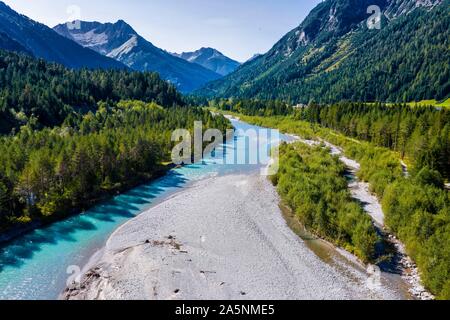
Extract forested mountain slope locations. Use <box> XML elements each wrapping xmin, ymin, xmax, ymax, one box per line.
<box><xmin>0</xmin><ymin>31</ymin><xmax>31</xmax><ymax>55</ymax></box>
<box><xmin>54</xmin><ymin>20</ymin><xmax>221</xmax><ymax>92</ymax></box>
<box><xmin>197</xmin><ymin>0</ymin><xmax>449</xmax><ymax>103</ymax></box>
<box><xmin>0</xmin><ymin>50</ymin><xmax>183</xmax><ymax>134</ymax></box>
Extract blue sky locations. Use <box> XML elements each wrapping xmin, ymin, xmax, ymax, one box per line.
<box><xmin>3</xmin><ymin>0</ymin><xmax>321</xmax><ymax>61</ymax></box>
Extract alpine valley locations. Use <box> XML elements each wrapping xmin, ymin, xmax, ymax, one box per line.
<box><xmin>0</xmin><ymin>0</ymin><xmax>449</xmax><ymax>304</ymax></box>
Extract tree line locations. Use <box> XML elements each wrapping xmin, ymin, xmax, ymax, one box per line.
<box><xmin>0</xmin><ymin>50</ymin><xmax>184</xmax><ymax>134</ymax></box>
<box><xmin>209</xmin><ymin>98</ymin><xmax>291</xmax><ymax>116</ymax></box>
<box><xmin>298</xmin><ymin>102</ymin><xmax>450</xmax><ymax>180</ymax></box>
<box><xmin>323</xmin><ymin>127</ymin><xmax>450</xmax><ymax>300</ymax></box>
<box><xmin>0</xmin><ymin>100</ymin><xmax>229</xmax><ymax>231</ymax></box>
<box><xmin>237</xmin><ymin>114</ymin><xmax>449</xmax><ymax>299</ymax></box>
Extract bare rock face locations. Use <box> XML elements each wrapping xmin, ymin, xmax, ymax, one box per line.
<box><xmin>385</xmin><ymin>0</ymin><xmax>443</xmax><ymax>18</ymax></box>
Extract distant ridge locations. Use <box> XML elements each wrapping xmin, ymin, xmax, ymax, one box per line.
<box><xmin>0</xmin><ymin>1</ymin><xmax>126</xmax><ymax>70</ymax></box>
<box><xmin>173</xmin><ymin>47</ymin><xmax>241</xmax><ymax>76</ymax></box>
<box><xmin>54</xmin><ymin>20</ymin><xmax>222</xmax><ymax>92</ymax></box>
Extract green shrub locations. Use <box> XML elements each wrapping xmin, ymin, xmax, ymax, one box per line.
<box><xmin>274</xmin><ymin>143</ymin><xmax>378</xmax><ymax>262</ymax></box>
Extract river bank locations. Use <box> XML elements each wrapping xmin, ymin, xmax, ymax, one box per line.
<box><xmin>64</xmin><ymin>173</ymin><xmax>408</xmax><ymax>300</ymax></box>
<box><xmin>284</xmin><ymin>133</ymin><xmax>433</xmax><ymax>300</ymax></box>
<box><xmin>0</xmin><ymin>118</ymin><xmax>286</xmax><ymax>300</ymax></box>
<box><xmin>0</xmin><ymin>164</ymin><xmax>175</xmax><ymax>245</ymax></box>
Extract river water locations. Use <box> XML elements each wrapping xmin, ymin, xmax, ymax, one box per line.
<box><xmin>0</xmin><ymin>119</ymin><xmax>293</xmax><ymax>300</ymax></box>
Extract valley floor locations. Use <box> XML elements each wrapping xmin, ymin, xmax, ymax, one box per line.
<box><xmin>64</xmin><ymin>173</ymin><xmax>408</xmax><ymax>300</ymax></box>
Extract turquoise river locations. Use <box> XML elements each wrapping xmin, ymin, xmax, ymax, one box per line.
<box><xmin>0</xmin><ymin>119</ymin><xmax>292</xmax><ymax>300</ymax></box>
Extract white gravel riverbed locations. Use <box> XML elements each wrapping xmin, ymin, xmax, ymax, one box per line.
<box><xmin>64</xmin><ymin>174</ymin><xmax>406</xmax><ymax>300</ymax></box>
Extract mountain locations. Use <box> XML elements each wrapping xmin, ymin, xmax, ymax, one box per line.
<box><xmin>0</xmin><ymin>1</ymin><xmax>125</xmax><ymax>70</ymax></box>
<box><xmin>54</xmin><ymin>21</ymin><xmax>221</xmax><ymax>92</ymax></box>
<box><xmin>197</xmin><ymin>0</ymin><xmax>449</xmax><ymax>103</ymax></box>
<box><xmin>384</xmin><ymin>0</ymin><xmax>443</xmax><ymax>18</ymax></box>
<box><xmin>0</xmin><ymin>31</ymin><xmax>31</xmax><ymax>55</ymax></box>
<box><xmin>173</xmin><ymin>47</ymin><xmax>240</xmax><ymax>76</ymax></box>
<box><xmin>246</xmin><ymin>54</ymin><xmax>262</xmax><ymax>63</ymax></box>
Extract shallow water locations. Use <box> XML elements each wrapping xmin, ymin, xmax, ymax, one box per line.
<box><xmin>0</xmin><ymin>120</ymin><xmax>294</xmax><ymax>300</ymax></box>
